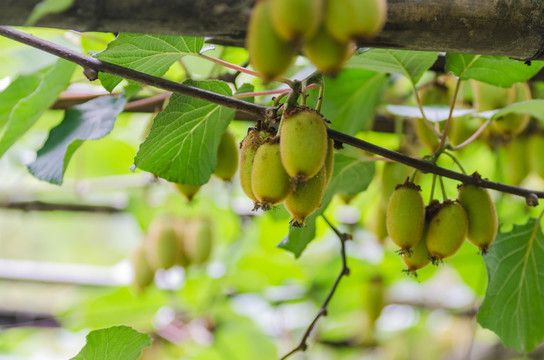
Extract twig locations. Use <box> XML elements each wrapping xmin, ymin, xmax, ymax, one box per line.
<box><xmin>2</xmin><ymin>26</ymin><xmax>544</xmax><ymax>205</ymax></box>
<box><xmin>0</xmin><ymin>200</ymin><xmax>122</xmax><ymax>213</ymax></box>
<box><xmin>280</xmin><ymin>215</ymin><xmax>351</xmax><ymax>360</ymax></box>
<box><xmin>0</xmin><ymin>26</ymin><xmax>275</xmax><ymax>119</ymax></box>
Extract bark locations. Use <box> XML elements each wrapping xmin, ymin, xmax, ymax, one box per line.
<box><xmin>1</xmin><ymin>0</ymin><xmax>544</xmax><ymax>60</ymax></box>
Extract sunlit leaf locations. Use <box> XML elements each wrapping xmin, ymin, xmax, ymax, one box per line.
<box><xmin>70</xmin><ymin>326</ymin><xmax>151</xmax><ymax>360</ymax></box>
<box><xmin>134</xmin><ymin>80</ymin><xmax>234</xmax><ymax>185</ymax></box>
<box><xmin>0</xmin><ymin>59</ymin><xmax>75</xmax><ymax>158</ymax></box>
<box><xmin>96</xmin><ymin>34</ymin><xmax>205</xmax><ymax>91</ymax></box>
<box><xmin>27</xmin><ymin>95</ymin><xmax>127</xmax><ymax>184</ymax></box>
<box><xmin>26</xmin><ymin>0</ymin><xmax>74</xmax><ymax>26</ymax></box>
<box><xmin>445</xmin><ymin>54</ymin><xmax>544</xmax><ymax>87</ymax></box>
<box><xmin>279</xmin><ymin>154</ymin><xmax>375</xmax><ymax>257</ymax></box>
<box><xmin>478</xmin><ymin>219</ymin><xmax>544</xmax><ymax>352</ymax></box>
<box><xmin>348</xmin><ymin>49</ymin><xmax>438</xmax><ymax>84</ymax></box>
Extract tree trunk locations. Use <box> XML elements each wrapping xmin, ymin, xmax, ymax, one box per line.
<box><xmin>2</xmin><ymin>0</ymin><xmax>544</xmax><ymax>60</ymax></box>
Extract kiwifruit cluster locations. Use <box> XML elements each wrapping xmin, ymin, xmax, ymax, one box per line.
<box><xmin>132</xmin><ymin>216</ymin><xmax>213</xmax><ymax>291</ymax></box>
<box><xmin>174</xmin><ymin>130</ymin><xmax>239</xmax><ymax>201</ymax></box>
<box><xmin>386</xmin><ymin>178</ymin><xmax>497</xmax><ymax>276</ymax></box>
<box><xmin>240</xmin><ymin>105</ymin><xmax>334</xmax><ymax>226</ymax></box>
<box><xmin>247</xmin><ymin>0</ymin><xmax>387</xmax><ymax>81</ymax></box>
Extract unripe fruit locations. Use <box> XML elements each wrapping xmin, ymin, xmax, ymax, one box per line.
<box><xmin>214</xmin><ymin>130</ymin><xmax>239</xmax><ymax>181</ymax></box>
<box><xmin>183</xmin><ymin>218</ymin><xmax>213</xmax><ymax>265</ymax></box>
<box><xmin>365</xmin><ymin>275</ymin><xmax>385</xmax><ymax>331</ymax></box>
<box><xmin>457</xmin><ymin>184</ymin><xmax>498</xmax><ymax>253</ymax></box>
<box><xmin>324</xmin><ymin>138</ymin><xmax>335</xmax><ymax>185</ymax></box>
<box><xmin>529</xmin><ymin>134</ymin><xmax>544</xmax><ymax>178</ymax></box>
<box><xmin>145</xmin><ymin>217</ymin><xmax>180</xmax><ymax>270</ymax></box>
<box><xmin>380</xmin><ymin>162</ymin><xmax>411</xmax><ymax>201</ymax></box>
<box><xmin>285</xmin><ymin>166</ymin><xmax>326</xmax><ymax>227</ymax></box>
<box><xmin>369</xmin><ymin>201</ymin><xmax>388</xmax><ymax>243</ymax></box>
<box><xmin>132</xmin><ymin>246</ymin><xmax>155</xmax><ymax>292</ymax></box>
<box><xmin>303</xmin><ymin>25</ymin><xmax>352</xmax><ymax>75</ymax></box>
<box><xmin>172</xmin><ymin>219</ymin><xmax>191</xmax><ymax>267</ymax></box>
<box><xmin>471</xmin><ymin>80</ymin><xmax>513</xmax><ymax>111</ymax></box>
<box><xmin>247</xmin><ymin>0</ymin><xmax>296</xmax><ymax>82</ymax></box>
<box><xmin>280</xmin><ymin>106</ymin><xmax>328</xmax><ymax>182</ymax></box>
<box><xmin>252</xmin><ymin>139</ymin><xmax>292</xmax><ymax>210</ymax></box>
<box><xmin>503</xmin><ymin>136</ymin><xmax>529</xmax><ymax>185</ymax></box>
<box><xmin>402</xmin><ymin>229</ymin><xmax>431</xmax><ymax>275</ymax></box>
<box><xmin>415</xmin><ymin>117</ymin><xmax>440</xmax><ymax>151</ymax></box>
<box><xmin>324</xmin><ymin>0</ymin><xmax>387</xmax><ymax>42</ymax></box>
<box><xmin>425</xmin><ymin>200</ymin><xmax>468</xmax><ymax>262</ymax></box>
<box><xmin>240</xmin><ymin>129</ymin><xmax>264</xmax><ymax>202</ymax></box>
<box><xmin>174</xmin><ymin>183</ymin><xmax>200</xmax><ymax>201</ymax></box>
<box><xmin>270</xmin><ymin>0</ymin><xmax>323</xmax><ymax>43</ymax></box>
<box><xmin>493</xmin><ymin>82</ymin><xmax>531</xmax><ymax>136</ymax></box>
<box><xmin>386</xmin><ymin>181</ymin><xmax>425</xmax><ymax>254</ymax></box>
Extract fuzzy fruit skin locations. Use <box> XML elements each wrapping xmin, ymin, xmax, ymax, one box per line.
<box><xmin>183</xmin><ymin>218</ymin><xmax>213</xmax><ymax>265</ymax></box>
<box><xmin>303</xmin><ymin>25</ymin><xmax>352</xmax><ymax>75</ymax></box>
<box><xmin>457</xmin><ymin>184</ymin><xmax>497</xmax><ymax>252</ymax></box>
<box><xmin>529</xmin><ymin>134</ymin><xmax>544</xmax><ymax>178</ymax></box>
<box><xmin>280</xmin><ymin>106</ymin><xmax>328</xmax><ymax>182</ymax></box>
<box><xmin>402</xmin><ymin>229</ymin><xmax>431</xmax><ymax>275</ymax></box>
<box><xmin>145</xmin><ymin>217</ymin><xmax>180</xmax><ymax>270</ymax></box>
<box><xmin>386</xmin><ymin>182</ymin><xmax>425</xmax><ymax>254</ymax></box>
<box><xmin>214</xmin><ymin>130</ymin><xmax>239</xmax><ymax>181</ymax></box>
<box><xmin>252</xmin><ymin>140</ymin><xmax>292</xmax><ymax>209</ymax></box>
<box><xmin>425</xmin><ymin>201</ymin><xmax>468</xmax><ymax>261</ymax></box>
<box><xmin>472</xmin><ymin>80</ymin><xmax>514</xmax><ymax>111</ymax></box>
<box><xmin>271</xmin><ymin>0</ymin><xmax>323</xmax><ymax>42</ymax></box>
<box><xmin>240</xmin><ymin>129</ymin><xmax>264</xmax><ymax>202</ymax></box>
<box><xmin>325</xmin><ymin>0</ymin><xmax>387</xmax><ymax>42</ymax></box>
<box><xmin>324</xmin><ymin>138</ymin><xmax>334</xmax><ymax>185</ymax></box>
<box><xmin>380</xmin><ymin>162</ymin><xmax>411</xmax><ymax>201</ymax></box>
<box><xmin>503</xmin><ymin>136</ymin><xmax>529</xmax><ymax>185</ymax></box>
<box><xmin>174</xmin><ymin>183</ymin><xmax>200</xmax><ymax>201</ymax></box>
<box><xmin>132</xmin><ymin>246</ymin><xmax>155</xmax><ymax>291</ymax></box>
<box><xmin>493</xmin><ymin>82</ymin><xmax>531</xmax><ymax>136</ymax></box>
<box><xmin>285</xmin><ymin>166</ymin><xmax>326</xmax><ymax>226</ymax></box>
<box><xmin>247</xmin><ymin>0</ymin><xmax>296</xmax><ymax>82</ymax></box>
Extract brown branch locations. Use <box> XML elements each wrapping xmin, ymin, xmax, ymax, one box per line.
<box><xmin>280</xmin><ymin>215</ymin><xmax>351</xmax><ymax>360</ymax></box>
<box><xmin>2</xmin><ymin>26</ymin><xmax>543</xmax><ymax>205</ymax></box>
<box><xmin>1</xmin><ymin>200</ymin><xmax>122</xmax><ymax>213</ymax></box>
<box><xmin>0</xmin><ymin>26</ymin><xmax>274</xmax><ymax>119</ymax></box>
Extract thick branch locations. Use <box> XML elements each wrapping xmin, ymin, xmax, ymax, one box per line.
<box><xmin>0</xmin><ymin>26</ymin><xmax>274</xmax><ymax>118</ymax></box>
<box><xmin>3</xmin><ymin>0</ymin><xmax>544</xmax><ymax>60</ymax></box>
<box><xmin>0</xmin><ymin>200</ymin><xmax>122</xmax><ymax>213</ymax></box>
<box><xmin>2</xmin><ymin>26</ymin><xmax>543</xmax><ymax>204</ymax></box>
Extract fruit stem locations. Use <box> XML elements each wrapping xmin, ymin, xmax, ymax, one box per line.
<box><xmin>199</xmin><ymin>53</ymin><xmax>294</xmax><ymax>86</ymax></box>
<box><xmin>436</xmin><ymin>78</ymin><xmax>462</xmax><ymax>152</ymax></box>
<box><xmin>429</xmin><ymin>174</ymin><xmax>437</xmax><ymax>203</ymax></box>
<box><xmin>409</xmin><ymin>169</ymin><xmax>419</xmax><ymax>183</ymax></box>
<box><xmin>439</xmin><ymin>176</ymin><xmax>448</xmax><ymax>201</ymax></box>
<box><xmin>280</xmin><ymin>215</ymin><xmax>351</xmax><ymax>360</ymax></box>
<box><xmin>285</xmin><ymin>80</ymin><xmax>302</xmax><ymax>110</ymax></box>
<box><xmin>316</xmin><ymin>79</ymin><xmax>325</xmax><ymax>113</ymax></box>
<box><xmin>413</xmin><ymin>84</ymin><xmax>441</xmax><ymax>137</ymax></box>
<box><xmin>451</xmin><ymin>117</ymin><xmax>492</xmax><ymax>150</ymax></box>
<box><xmin>441</xmin><ymin>150</ymin><xmax>467</xmax><ymax>174</ymax></box>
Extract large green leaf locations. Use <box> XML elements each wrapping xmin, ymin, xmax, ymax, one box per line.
<box><xmin>278</xmin><ymin>154</ymin><xmax>375</xmax><ymax>257</ymax></box>
<box><xmin>445</xmin><ymin>54</ymin><xmax>544</xmax><ymax>87</ymax></box>
<box><xmin>96</xmin><ymin>33</ymin><xmax>205</xmax><ymax>91</ymax></box>
<box><xmin>348</xmin><ymin>49</ymin><xmax>438</xmax><ymax>84</ymax></box>
<box><xmin>70</xmin><ymin>326</ymin><xmax>151</xmax><ymax>360</ymax></box>
<box><xmin>27</xmin><ymin>95</ymin><xmax>127</xmax><ymax>184</ymax></box>
<box><xmin>478</xmin><ymin>219</ymin><xmax>544</xmax><ymax>352</ymax></box>
<box><xmin>492</xmin><ymin>99</ymin><xmax>544</xmax><ymax>123</ymax></box>
<box><xmin>134</xmin><ymin>80</ymin><xmax>234</xmax><ymax>185</ymax></box>
<box><xmin>319</xmin><ymin>69</ymin><xmax>387</xmax><ymax>135</ymax></box>
<box><xmin>0</xmin><ymin>59</ymin><xmax>75</xmax><ymax>158</ymax></box>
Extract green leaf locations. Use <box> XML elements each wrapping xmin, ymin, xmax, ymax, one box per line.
<box><xmin>445</xmin><ymin>54</ymin><xmax>544</xmax><ymax>87</ymax></box>
<box><xmin>0</xmin><ymin>59</ymin><xmax>75</xmax><ymax>158</ymax></box>
<box><xmin>70</xmin><ymin>326</ymin><xmax>151</xmax><ymax>360</ymax></box>
<box><xmin>27</xmin><ymin>95</ymin><xmax>127</xmax><ymax>184</ymax></box>
<box><xmin>348</xmin><ymin>49</ymin><xmax>438</xmax><ymax>84</ymax></box>
<box><xmin>478</xmin><ymin>219</ymin><xmax>544</xmax><ymax>352</ymax></box>
<box><xmin>26</xmin><ymin>0</ymin><xmax>74</xmax><ymax>26</ymax></box>
<box><xmin>134</xmin><ymin>80</ymin><xmax>234</xmax><ymax>185</ymax></box>
<box><xmin>235</xmin><ymin>83</ymin><xmax>255</xmax><ymax>104</ymax></box>
<box><xmin>96</xmin><ymin>34</ymin><xmax>205</xmax><ymax>92</ymax></box>
<box><xmin>319</xmin><ymin>69</ymin><xmax>387</xmax><ymax>135</ymax></box>
<box><xmin>278</xmin><ymin>154</ymin><xmax>375</xmax><ymax>257</ymax></box>
<box><xmin>492</xmin><ymin>99</ymin><xmax>544</xmax><ymax>123</ymax></box>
